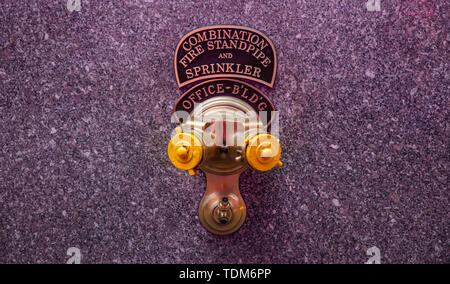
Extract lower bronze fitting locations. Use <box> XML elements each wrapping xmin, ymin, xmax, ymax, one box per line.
<box><xmin>168</xmin><ymin>81</ymin><xmax>282</xmax><ymax>235</ymax></box>
<box><xmin>199</xmin><ymin>173</ymin><xmax>246</xmax><ymax>235</ymax></box>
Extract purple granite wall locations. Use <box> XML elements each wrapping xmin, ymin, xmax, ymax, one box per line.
<box><xmin>0</xmin><ymin>0</ymin><xmax>448</xmax><ymax>263</ymax></box>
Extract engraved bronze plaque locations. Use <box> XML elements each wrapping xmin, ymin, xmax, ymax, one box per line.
<box><xmin>174</xmin><ymin>26</ymin><xmax>277</xmax><ymax>88</ymax></box>
<box><xmin>173</xmin><ymin>78</ymin><xmax>276</xmax><ymax>126</ymax></box>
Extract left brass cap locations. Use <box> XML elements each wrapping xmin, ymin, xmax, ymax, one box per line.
<box><xmin>168</xmin><ymin>127</ymin><xmax>203</xmax><ymax>175</ymax></box>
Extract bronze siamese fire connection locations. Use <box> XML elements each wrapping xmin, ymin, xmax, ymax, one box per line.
<box><xmin>168</xmin><ymin>26</ymin><xmax>281</xmax><ymax>235</ymax></box>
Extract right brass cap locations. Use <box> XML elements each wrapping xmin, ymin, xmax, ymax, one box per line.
<box><xmin>246</xmin><ymin>133</ymin><xmax>282</xmax><ymax>171</ymax></box>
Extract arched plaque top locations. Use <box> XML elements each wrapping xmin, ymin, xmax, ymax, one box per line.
<box><xmin>174</xmin><ymin>25</ymin><xmax>277</xmax><ymax>88</ymax></box>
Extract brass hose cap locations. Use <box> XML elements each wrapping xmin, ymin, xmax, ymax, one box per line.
<box><xmin>246</xmin><ymin>133</ymin><xmax>282</xmax><ymax>171</ymax></box>
<box><xmin>168</xmin><ymin>127</ymin><xmax>203</xmax><ymax>174</ymax></box>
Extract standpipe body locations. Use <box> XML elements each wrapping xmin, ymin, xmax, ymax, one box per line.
<box><xmin>168</xmin><ymin>96</ymin><xmax>282</xmax><ymax>235</ymax></box>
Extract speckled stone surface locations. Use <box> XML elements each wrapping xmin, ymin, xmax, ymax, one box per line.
<box><xmin>0</xmin><ymin>0</ymin><xmax>448</xmax><ymax>264</ymax></box>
